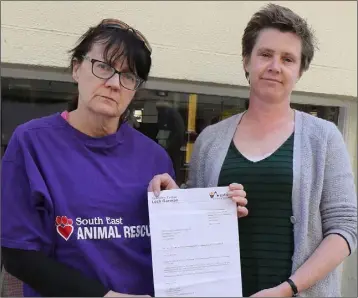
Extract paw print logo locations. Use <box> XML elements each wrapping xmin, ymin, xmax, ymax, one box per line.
<box><xmin>55</xmin><ymin>216</ymin><xmax>74</xmax><ymax>241</ymax></box>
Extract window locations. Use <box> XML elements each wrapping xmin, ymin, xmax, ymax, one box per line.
<box><xmin>1</xmin><ymin>77</ymin><xmax>340</xmax><ymax>185</ymax></box>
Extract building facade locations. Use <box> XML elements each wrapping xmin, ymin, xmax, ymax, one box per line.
<box><xmin>1</xmin><ymin>1</ymin><xmax>357</xmax><ymax>296</ymax></box>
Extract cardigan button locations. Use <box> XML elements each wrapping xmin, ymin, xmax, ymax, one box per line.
<box><xmin>290</xmin><ymin>216</ymin><xmax>296</xmax><ymax>224</ymax></box>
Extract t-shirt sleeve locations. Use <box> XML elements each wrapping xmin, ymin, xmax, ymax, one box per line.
<box><xmin>163</xmin><ymin>151</ymin><xmax>176</xmax><ymax>181</ymax></box>
<box><xmin>168</xmin><ymin>158</ymin><xmax>176</xmax><ymax>181</ymax></box>
<box><xmin>156</xmin><ymin>148</ymin><xmax>176</xmax><ymax>181</ymax></box>
<box><xmin>1</xmin><ymin>128</ymin><xmax>53</xmax><ymax>252</ymax></box>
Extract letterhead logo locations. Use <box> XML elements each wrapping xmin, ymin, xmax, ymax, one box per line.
<box><xmin>209</xmin><ymin>191</ymin><xmax>228</xmax><ymax>199</ymax></box>
<box><xmin>209</xmin><ymin>191</ymin><xmax>218</xmax><ymax>198</ymax></box>
<box><xmin>56</xmin><ymin>216</ymin><xmax>74</xmax><ymax>241</ymax></box>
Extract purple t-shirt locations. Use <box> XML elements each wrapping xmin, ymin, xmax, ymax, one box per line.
<box><xmin>1</xmin><ymin>113</ymin><xmax>175</xmax><ymax>296</ymax></box>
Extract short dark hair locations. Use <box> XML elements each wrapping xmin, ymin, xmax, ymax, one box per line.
<box><xmin>68</xmin><ymin>19</ymin><xmax>152</xmax><ymax>111</ymax></box>
<box><xmin>242</xmin><ymin>3</ymin><xmax>318</xmax><ymax>79</ymax></box>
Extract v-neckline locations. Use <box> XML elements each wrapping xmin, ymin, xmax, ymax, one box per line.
<box><xmin>231</xmin><ymin>132</ymin><xmax>294</xmax><ymax>163</ymax></box>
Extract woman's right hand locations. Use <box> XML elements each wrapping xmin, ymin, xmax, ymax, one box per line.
<box><xmin>148</xmin><ymin>173</ymin><xmax>179</xmax><ymax>196</ymax></box>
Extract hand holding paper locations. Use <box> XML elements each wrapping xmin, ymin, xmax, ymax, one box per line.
<box><xmin>147</xmin><ymin>174</ymin><xmax>248</xmax><ymax>218</ymax></box>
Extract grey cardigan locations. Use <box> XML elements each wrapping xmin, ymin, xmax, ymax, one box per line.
<box><xmin>186</xmin><ymin>110</ymin><xmax>357</xmax><ymax>297</ymax></box>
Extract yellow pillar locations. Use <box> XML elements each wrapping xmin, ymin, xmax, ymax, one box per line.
<box><xmin>185</xmin><ymin>94</ymin><xmax>197</xmax><ymax>164</ymax></box>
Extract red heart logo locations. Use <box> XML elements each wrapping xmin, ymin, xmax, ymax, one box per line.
<box><xmin>57</xmin><ymin>225</ymin><xmax>73</xmax><ymax>241</ymax></box>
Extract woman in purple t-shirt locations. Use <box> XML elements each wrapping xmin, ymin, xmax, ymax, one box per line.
<box><xmin>1</xmin><ymin>19</ymin><xmax>174</xmax><ymax>297</ymax></box>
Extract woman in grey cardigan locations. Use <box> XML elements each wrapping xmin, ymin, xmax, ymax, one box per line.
<box><xmin>149</xmin><ymin>3</ymin><xmax>357</xmax><ymax>297</ymax></box>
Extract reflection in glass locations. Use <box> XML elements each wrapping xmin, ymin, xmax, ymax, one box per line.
<box><xmin>1</xmin><ymin>77</ymin><xmax>340</xmax><ymax>185</ymax></box>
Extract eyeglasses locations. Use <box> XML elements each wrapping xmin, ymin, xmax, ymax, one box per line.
<box><xmin>100</xmin><ymin>18</ymin><xmax>152</xmax><ymax>54</ymax></box>
<box><xmin>83</xmin><ymin>56</ymin><xmax>143</xmax><ymax>91</ymax></box>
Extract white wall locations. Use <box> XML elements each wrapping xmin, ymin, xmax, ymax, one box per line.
<box><xmin>1</xmin><ymin>1</ymin><xmax>357</xmax><ymax>97</ymax></box>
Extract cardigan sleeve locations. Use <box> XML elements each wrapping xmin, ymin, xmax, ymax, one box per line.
<box><xmin>320</xmin><ymin>123</ymin><xmax>357</xmax><ymax>255</ymax></box>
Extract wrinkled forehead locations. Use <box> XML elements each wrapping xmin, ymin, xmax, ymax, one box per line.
<box><xmin>88</xmin><ymin>42</ymin><xmax>130</xmax><ymax>70</ymax></box>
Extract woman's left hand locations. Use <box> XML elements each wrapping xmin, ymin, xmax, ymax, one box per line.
<box><xmin>227</xmin><ymin>183</ymin><xmax>248</xmax><ymax>218</ymax></box>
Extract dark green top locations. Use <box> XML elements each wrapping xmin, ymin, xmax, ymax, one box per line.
<box><xmin>218</xmin><ymin>134</ymin><xmax>294</xmax><ymax>297</ymax></box>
